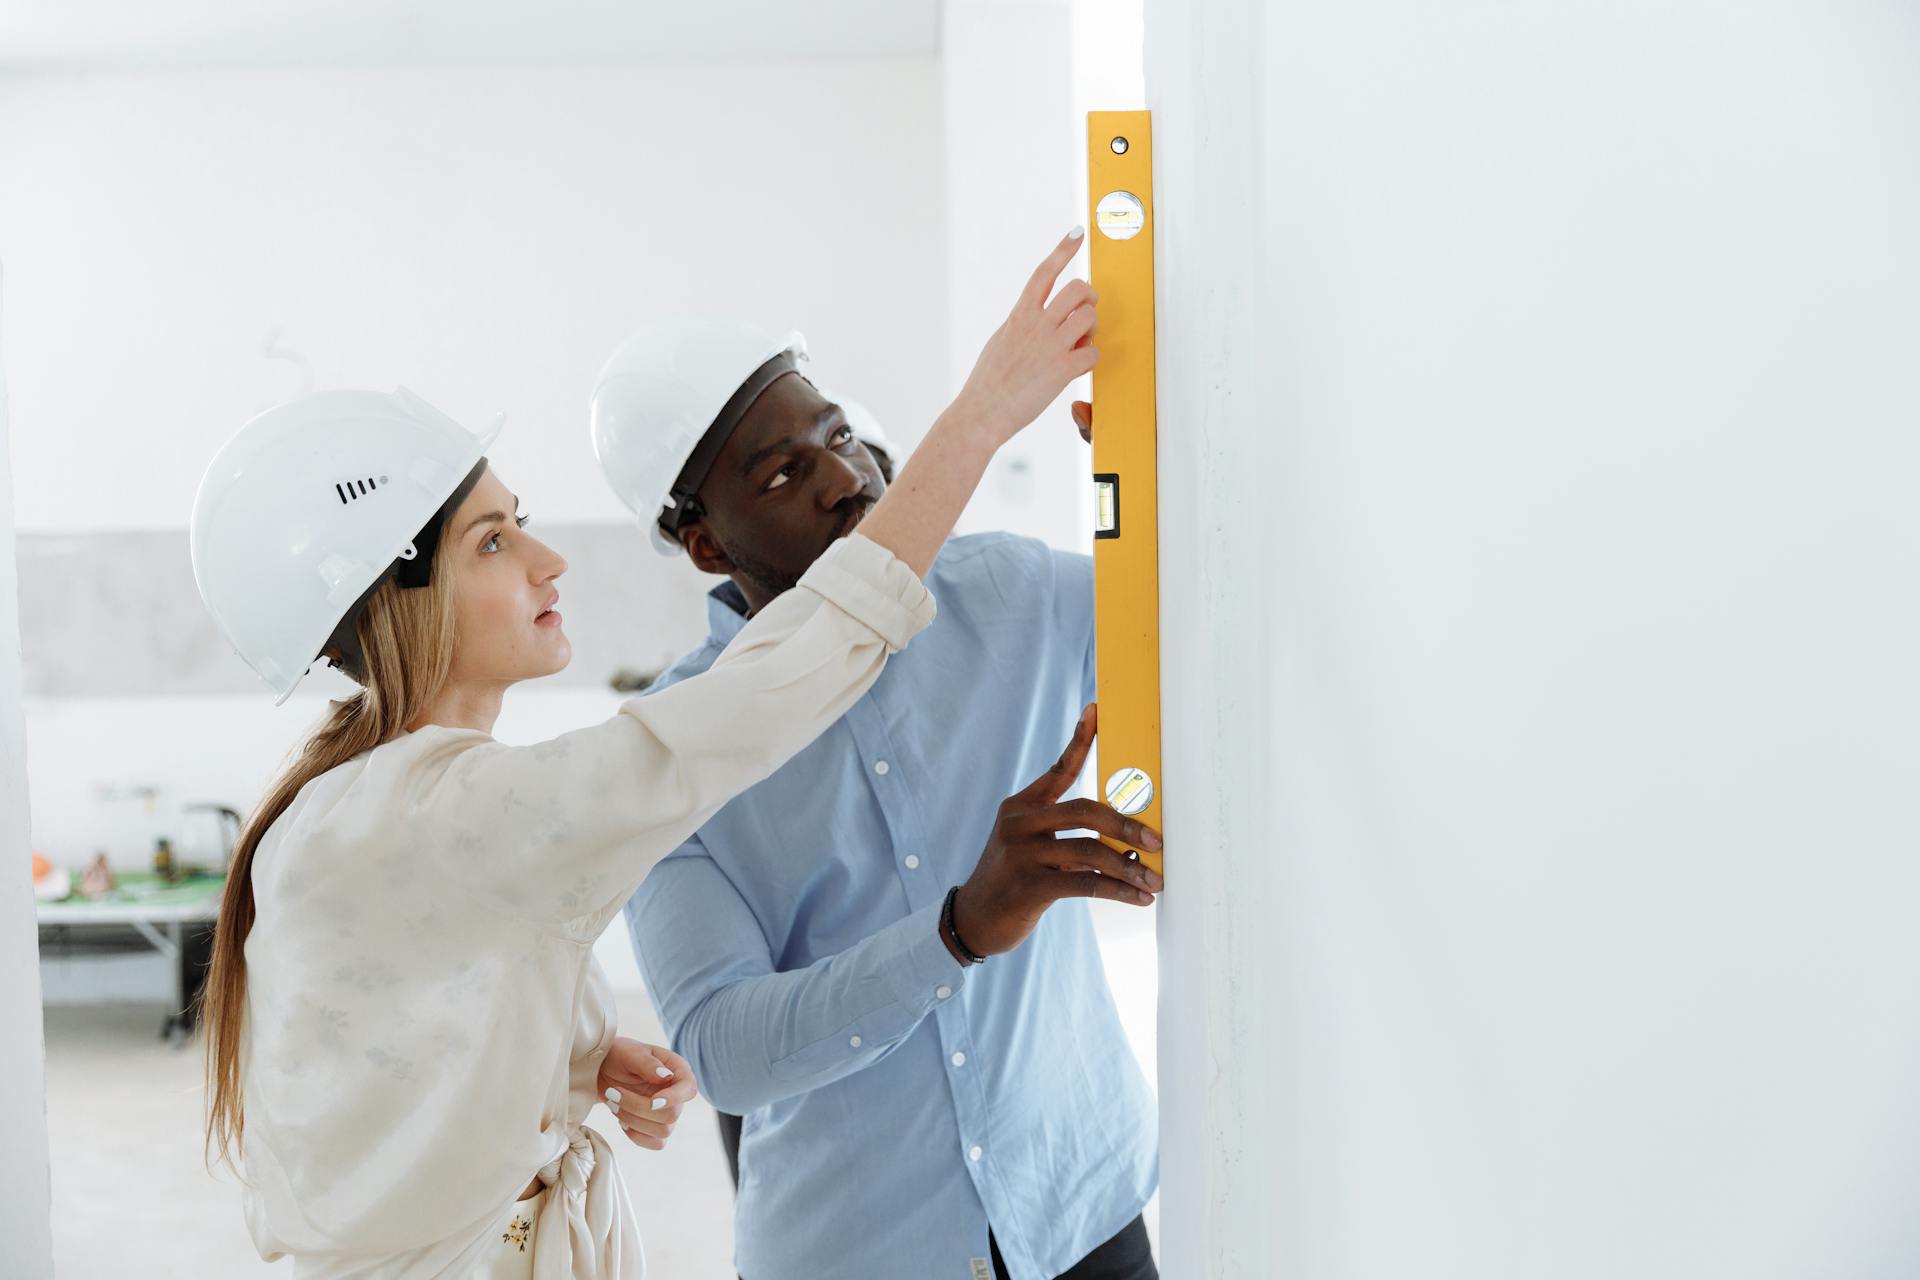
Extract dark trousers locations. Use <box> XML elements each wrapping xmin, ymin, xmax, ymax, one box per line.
<box><xmin>718</xmin><ymin>1109</ymin><xmax>743</xmax><ymax>1188</ymax></box>
<box><xmin>992</xmin><ymin>1215</ymin><xmax>1157</xmax><ymax>1280</ymax></box>
<box><xmin>723</xmin><ymin>1113</ymin><xmax>1155</xmax><ymax>1280</ymax></box>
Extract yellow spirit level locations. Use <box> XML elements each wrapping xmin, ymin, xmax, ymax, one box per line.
<box><xmin>1087</xmin><ymin>110</ymin><xmax>1163</xmax><ymax>877</ymax></box>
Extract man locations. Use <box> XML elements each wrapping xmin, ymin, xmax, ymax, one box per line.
<box><xmin>591</xmin><ymin>313</ymin><xmax>1161</xmax><ymax>1280</ymax></box>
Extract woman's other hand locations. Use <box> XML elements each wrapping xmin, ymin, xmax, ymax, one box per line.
<box><xmin>598</xmin><ymin>1037</ymin><xmax>698</xmax><ymax>1152</ymax></box>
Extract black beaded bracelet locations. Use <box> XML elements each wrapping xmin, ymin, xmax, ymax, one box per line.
<box><xmin>942</xmin><ymin>886</ymin><xmax>987</xmax><ymax>965</ymax></box>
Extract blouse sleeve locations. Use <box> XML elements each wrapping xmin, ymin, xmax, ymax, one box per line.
<box><xmin>400</xmin><ymin>532</ymin><xmax>934</xmax><ymax>931</ymax></box>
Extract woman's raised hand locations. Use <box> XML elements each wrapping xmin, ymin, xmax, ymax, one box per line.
<box><xmin>857</xmin><ymin>229</ymin><xmax>1101</xmax><ymax>579</ymax></box>
<box><xmin>954</xmin><ymin>229</ymin><xmax>1100</xmax><ymax>446</ymax></box>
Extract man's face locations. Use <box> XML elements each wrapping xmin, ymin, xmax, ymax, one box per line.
<box><xmin>679</xmin><ymin>373</ymin><xmax>888</xmax><ymax>604</ymax></box>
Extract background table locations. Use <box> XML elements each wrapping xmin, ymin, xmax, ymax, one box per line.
<box><xmin>37</xmin><ymin>872</ymin><xmax>223</xmax><ymax>1043</ymax></box>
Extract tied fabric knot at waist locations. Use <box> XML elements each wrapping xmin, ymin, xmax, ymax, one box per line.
<box><xmin>528</xmin><ymin>1125</ymin><xmax>644</xmax><ymax>1278</ymax></box>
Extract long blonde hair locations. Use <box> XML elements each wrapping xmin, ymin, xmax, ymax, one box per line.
<box><xmin>202</xmin><ymin>545</ymin><xmax>458</xmax><ymax>1167</ymax></box>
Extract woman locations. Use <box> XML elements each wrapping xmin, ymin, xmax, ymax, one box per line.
<box><xmin>191</xmin><ymin>232</ymin><xmax>1116</xmax><ymax>1276</ymax></box>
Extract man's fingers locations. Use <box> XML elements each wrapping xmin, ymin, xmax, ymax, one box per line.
<box><xmin>1046</xmin><ymin>867</ymin><xmax>1157</xmax><ymax>908</ymax></box>
<box><xmin>1044</xmin><ymin>838</ymin><xmax>1164</xmax><ymax>893</ymax></box>
<box><xmin>1021</xmin><ymin>228</ymin><xmax>1088</xmax><ymax>312</ymax></box>
<box><xmin>1010</xmin><ymin>705</ymin><xmax>1097</xmax><ymax>807</ymax></box>
<box><xmin>1015</xmin><ymin>796</ymin><xmax>1162</xmax><ymax>851</ymax></box>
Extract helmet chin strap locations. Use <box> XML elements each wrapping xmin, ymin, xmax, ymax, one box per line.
<box><xmin>323</xmin><ymin>458</ymin><xmax>489</xmax><ymax>680</ymax></box>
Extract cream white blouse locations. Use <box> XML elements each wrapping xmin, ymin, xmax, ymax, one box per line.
<box><xmin>238</xmin><ymin>534</ymin><xmax>935</xmax><ymax>1277</ymax></box>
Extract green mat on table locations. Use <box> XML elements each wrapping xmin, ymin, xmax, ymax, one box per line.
<box><xmin>47</xmin><ymin>871</ymin><xmax>225</xmax><ymax>907</ymax></box>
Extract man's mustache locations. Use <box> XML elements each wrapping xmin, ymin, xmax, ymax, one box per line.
<box><xmin>832</xmin><ymin>492</ymin><xmax>877</xmax><ymax>538</ymax></box>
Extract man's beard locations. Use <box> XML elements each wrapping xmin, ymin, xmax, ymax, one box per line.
<box><xmin>723</xmin><ymin>537</ymin><xmax>804</xmax><ymax>604</ymax></box>
<box><xmin>719</xmin><ymin>496</ymin><xmax>875</xmax><ymax>605</ymax></box>
<box><xmin>721</xmin><ymin>541</ymin><xmax>806</xmax><ymax>602</ymax></box>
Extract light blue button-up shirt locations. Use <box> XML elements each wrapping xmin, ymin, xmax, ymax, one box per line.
<box><xmin>625</xmin><ymin>532</ymin><xmax>1157</xmax><ymax>1280</ymax></box>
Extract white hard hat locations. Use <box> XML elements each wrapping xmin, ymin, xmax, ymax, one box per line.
<box><xmin>590</xmin><ymin>317</ymin><xmax>893</xmax><ymax>556</ymax></box>
<box><xmin>189</xmin><ymin>388</ymin><xmax>502</xmax><ymax>703</ymax></box>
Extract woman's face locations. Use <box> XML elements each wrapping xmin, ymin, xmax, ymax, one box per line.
<box><xmin>441</xmin><ymin>465</ymin><xmax>571</xmax><ymax>685</ymax></box>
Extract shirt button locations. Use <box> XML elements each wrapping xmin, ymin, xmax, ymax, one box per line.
<box><xmin>873</xmin><ymin>760</ymin><xmax>890</xmax><ymax>776</ymax></box>
<box><xmin>849</xmin><ymin>1035</ymin><xmax>862</xmax><ymax>1048</ymax></box>
<box><xmin>904</xmin><ymin>854</ymin><xmax>921</xmax><ymax>870</ymax></box>
<box><xmin>935</xmin><ymin>985</ymin><xmax>952</xmax><ymax>1000</ymax></box>
<box><xmin>969</xmin><ymin>1145</ymin><xmax>983</xmax><ymax>1162</ymax></box>
<box><xmin>951</xmin><ymin>1052</ymin><xmax>967</xmax><ymax>1068</ymax></box>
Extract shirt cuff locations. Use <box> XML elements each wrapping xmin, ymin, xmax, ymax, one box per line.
<box><xmin>882</xmin><ymin>901</ymin><xmax>971</xmax><ymax>1011</ymax></box>
<box><xmin>767</xmin><ymin>903</ymin><xmax>971</xmax><ymax>1083</ymax></box>
<box><xmin>796</xmin><ymin>533</ymin><xmax>937</xmax><ymax>654</ymax></box>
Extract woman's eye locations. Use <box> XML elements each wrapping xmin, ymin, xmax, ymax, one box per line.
<box><xmin>481</xmin><ymin>515</ymin><xmax>529</xmax><ymax>553</ymax></box>
<box><xmin>833</xmin><ymin>425</ymin><xmax>855</xmax><ymax>447</ymax></box>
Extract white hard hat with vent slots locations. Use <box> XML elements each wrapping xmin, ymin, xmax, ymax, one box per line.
<box><xmin>189</xmin><ymin>388</ymin><xmax>502</xmax><ymax>703</ymax></box>
<box><xmin>590</xmin><ymin>317</ymin><xmax>895</xmax><ymax>555</ymax></box>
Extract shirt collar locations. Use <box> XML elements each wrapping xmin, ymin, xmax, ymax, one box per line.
<box><xmin>704</xmin><ymin>579</ymin><xmax>753</xmax><ymax>643</ymax></box>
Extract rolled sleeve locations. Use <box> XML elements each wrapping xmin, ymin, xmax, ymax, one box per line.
<box><xmin>797</xmin><ymin>533</ymin><xmax>937</xmax><ymax>653</ymax></box>
<box><xmin>407</xmin><ymin>533</ymin><xmax>938</xmax><ymax>932</ymax></box>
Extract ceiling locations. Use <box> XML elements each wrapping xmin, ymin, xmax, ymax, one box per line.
<box><xmin>0</xmin><ymin>0</ymin><xmax>943</xmax><ymax>69</ymax></box>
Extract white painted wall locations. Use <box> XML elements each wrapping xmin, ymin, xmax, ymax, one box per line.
<box><xmin>0</xmin><ymin>0</ymin><xmax>939</xmax><ymax>68</ymax></box>
<box><xmin>1144</xmin><ymin>4</ymin><xmax>1278</xmax><ymax>1273</ymax></box>
<box><xmin>1149</xmin><ymin>1</ymin><xmax>1920</xmax><ymax>1275</ymax></box>
<box><xmin>941</xmin><ymin>0</ymin><xmax>1093</xmax><ymax>548</ymax></box>
<box><xmin>0</xmin><ymin>62</ymin><xmax>949</xmax><ymax>533</ymax></box>
<box><xmin>2</xmin><ymin>371</ymin><xmax>57</xmax><ymax>1276</ymax></box>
